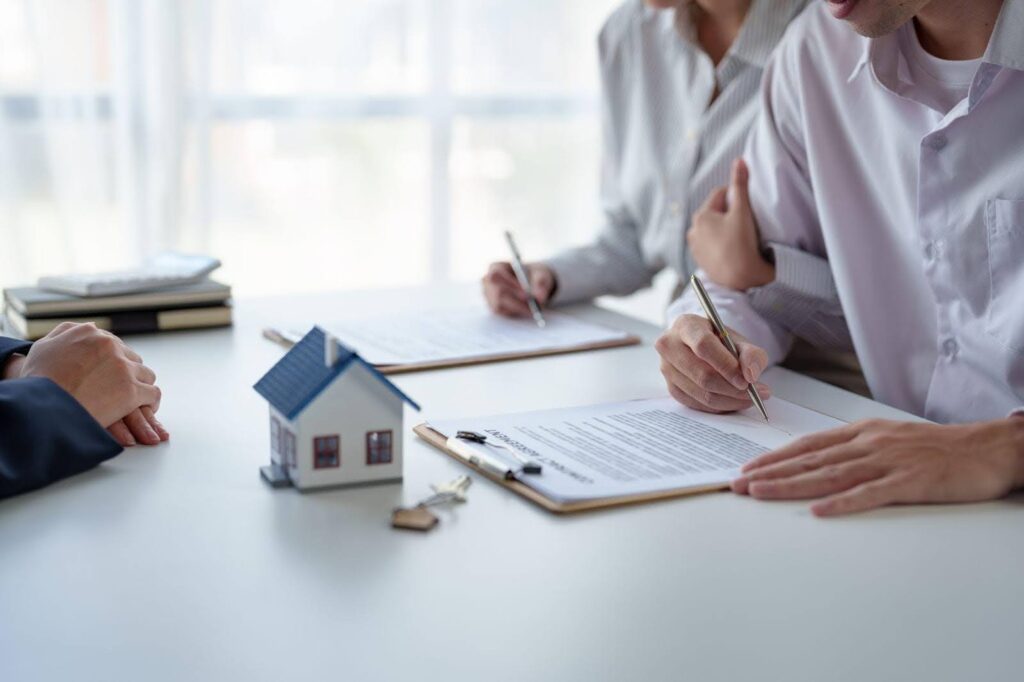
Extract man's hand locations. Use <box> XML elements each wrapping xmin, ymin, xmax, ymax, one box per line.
<box><xmin>732</xmin><ymin>417</ymin><xmax>1024</xmax><ymax>517</ymax></box>
<box><xmin>9</xmin><ymin>323</ymin><xmax>167</xmax><ymax>445</ymax></box>
<box><xmin>656</xmin><ymin>314</ymin><xmax>770</xmax><ymax>413</ymax></box>
<box><xmin>482</xmin><ymin>262</ymin><xmax>556</xmax><ymax>318</ymax></box>
<box><xmin>688</xmin><ymin>158</ymin><xmax>776</xmax><ymax>291</ymax></box>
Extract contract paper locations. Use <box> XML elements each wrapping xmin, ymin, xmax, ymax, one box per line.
<box><xmin>428</xmin><ymin>397</ymin><xmax>844</xmax><ymax>503</ymax></box>
<box><xmin>328</xmin><ymin>308</ymin><xmax>631</xmax><ymax>366</ymax></box>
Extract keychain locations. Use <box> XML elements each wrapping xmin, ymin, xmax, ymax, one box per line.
<box><xmin>391</xmin><ymin>475</ymin><xmax>472</xmax><ymax>532</ymax></box>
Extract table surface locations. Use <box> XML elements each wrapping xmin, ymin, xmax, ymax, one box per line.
<box><xmin>2</xmin><ymin>285</ymin><xmax>1021</xmax><ymax>682</ymax></box>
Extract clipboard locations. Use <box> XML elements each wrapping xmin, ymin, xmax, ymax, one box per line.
<box><xmin>413</xmin><ymin>423</ymin><xmax>729</xmax><ymax>514</ymax></box>
<box><xmin>378</xmin><ymin>333</ymin><xmax>641</xmax><ymax>375</ymax></box>
<box><xmin>264</xmin><ymin>325</ymin><xmax>641</xmax><ymax>375</ymax></box>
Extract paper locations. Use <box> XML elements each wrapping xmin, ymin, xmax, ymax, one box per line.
<box><xmin>328</xmin><ymin>308</ymin><xmax>632</xmax><ymax>366</ymax></box>
<box><xmin>428</xmin><ymin>397</ymin><xmax>844</xmax><ymax>503</ymax></box>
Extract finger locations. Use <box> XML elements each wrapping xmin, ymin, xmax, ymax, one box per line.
<box><xmin>699</xmin><ymin>185</ymin><xmax>728</xmax><ymax>215</ymax></box>
<box><xmin>678</xmin><ymin>320</ymin><xmax>747</xmax><ymax>390</ymax></box>
<box><xmin>727</xmin><ymin>158</ymin><xmax>750</xmax><ymax>213</ymax></box>
<box><xmin>141</xmin><ymin>405</ymin><xmax>169</xmax><ymax>442</ymax></box>
<box><xmin>732</xmin><ymin>441</ymin><xmax>870</xmax><ymax>494</ymax></box>
<box><xmin>494</xmin><ymin>293</ymin><xmax>531</xmax><ymax>318</ymax></box>
<box><xmin>662</xmin><ymin>342</ymin><xmax>751</xmax><ymax>398</ymax></box>
<box><xmin>122</xmin><ymin>346</ymin><xmax>143</xmax><ymax>363</ymax></box>
<box><xmin>667</xmin><ymin>382</ymin><xmax>730</xmax><ymax>414</ymax></box>
<box><xmin>747</xmin><ymin>460</ymin><xmax>885</xmax><ymax>501</ymax></box>
<box><xmin>136</xmin><ymin>383</ymin><xmax>162</xmax><ymax>411</ymax></box>
<box><xmin>492</xmin><ymin>271</ymin><xmax>528</xmax><ymax>301</ymax></box>
<box><xmin>124</xmin><ymin>408</ymin><xmax>161</xmax><ymax>446</ymax></box>
<box><xmin>661</xmin><ymin>359</ymin><xmax>754</xmax><ymax>412</ymax></box>
<box><xmin>134</xmin><ymin>363</ymin><xmax>156</xmax><ymax>385</ymax></box>
<box><xmin>737</xmin><ymin>339</ymin><xmax>769</xmax><ymax>384</ymax></box>
<box><xmin>742</xmin><ymin>422</ymin><xmax>861</xmax><ymax>472</ymax></box>
<box><xmin>107</xmin><ymin>420</ymin><xmax>136</xmax><ymax>447</ymax></box>
<box><xmin>811</xmin><ymin>477</ymin><xmax>903</xmax><ymax>517</ymax></box>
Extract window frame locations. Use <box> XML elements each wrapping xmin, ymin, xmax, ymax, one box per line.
<box><xmin>365</xmin><ymin>429</ymin><xmax>394</xmax><ymax>466</ymax></box>
<box><xmin>312</xmin><ymin>435</ymin><xmax>341</xmax><ymax>469</ymax></box>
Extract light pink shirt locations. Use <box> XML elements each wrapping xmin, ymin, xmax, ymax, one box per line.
<box><xmin>668</xmin><ymin>1</ymin><xmax>1024</xmax><ymax>424</ymax></box>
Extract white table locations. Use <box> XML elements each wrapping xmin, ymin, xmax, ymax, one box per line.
<box><xmin>2</xmin><ymin>285</ymin><xmax>1021</xmax><ymax>682</ymax></box>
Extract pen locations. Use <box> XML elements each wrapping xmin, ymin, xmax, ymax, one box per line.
<box><xmin>503</xmin><ymin>230</ymin><xmax>547</xmax><ymax>328</ymax></box>
<box><xmin>455</xmin><ymin>430</ymin><xmax>542</xmax><ymax>475</ymax></box>
<box><xmin>447</xmin><ymin>437</ymin><xmax>517</xmax><ymax>480</ymax></box>
<box><xmin>262</xmin><ymin>327</ymin><xmax>304</xmax><ymax>349</ymax></box>
<box><xmin>689</xmin><ymin>274</ymin><xmax>770</xmax><ymax>423</ymax></box>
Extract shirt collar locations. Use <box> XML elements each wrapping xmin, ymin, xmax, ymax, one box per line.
<box><xmin>849</xmin><ymin>0</ymin><xmax>1024</xmax><ymax>83</ymax></box>
<box><xmin>671</xmin><ymin>0</ymin><xmax>808</xmax><ymax>68</ymax></box>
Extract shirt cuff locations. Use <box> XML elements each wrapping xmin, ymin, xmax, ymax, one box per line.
<box><xmin>748</xmin><ymin>242</ymin><xmax>838</xmax><ymax>321</ymax></box>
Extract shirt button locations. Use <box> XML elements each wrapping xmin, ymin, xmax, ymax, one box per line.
<box><xmin>929</xmin><ymin>135</ymin><xmax>948</xmax><ymax>151</ymax></box>
<box><xmin>923</xmin><ymin>242</ymin><xmax>935</xmax><ymax>261</ymax></box>
<box><xmin>942</xmin><ymin>338</ymin><xmax>958</xmax><ymax>357</ymax></box>
<box><xmin>669</xmin><ymin>201</ymin><xmax>683</xmax><ymax>217</ymax></box>
<box><xmin>686</xmin><ymin>128</ymin><xmax>698</xmax><ymax>142</ymax></box>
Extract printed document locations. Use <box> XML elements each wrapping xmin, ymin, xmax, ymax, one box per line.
<box><xmin>329</xmin><ymin>308</ymin><xmax>632</xmax><ymax>366</ymax></box>
<box><xmin>428</xmin><ymin>397</ymin><xmax>844</xmax><ymax>503</ymax></box>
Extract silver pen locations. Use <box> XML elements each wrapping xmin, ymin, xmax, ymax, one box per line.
<box><xmin>690</xmin><ymin>274</ymin><xmax>770</xmax><ymax>423</ymax></box>
<box><xmin>503</xmin><ymin>230</ymin><xmax>546</xmax><ymax>328</ymax></box>
<box><xmin>447</xmin><ymin>436</ymin><xmax>517</xmax><ymax>480</ymax></box>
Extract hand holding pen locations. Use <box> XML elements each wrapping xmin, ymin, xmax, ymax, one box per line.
<box><xmin>655</xmin><ymin>276</ymin><xmax>772</xmax><ymax>419</ymax></box>
<box><xmin>481</xmin><ymin>234</ymin><xmax>556</xmax><ymax>323</ymax></box>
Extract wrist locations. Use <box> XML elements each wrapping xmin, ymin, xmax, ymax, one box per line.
<box><xmin>1010</xmin><ymin>414</ymin><xmax>1024</xmax><ymax>489</ymax></box>
<box><xmin>744</xmin><ymin>256</ymin><xmax>776</xmax><ymax>290</ymax></box>
<box><xmin>2</xmin><ymin>353</ymin><xmax>26</xmax><ymax>379</ymax></box>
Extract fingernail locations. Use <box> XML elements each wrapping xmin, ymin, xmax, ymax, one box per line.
<box><xmin>125</xmin><ymin>434</ymin><xmax>136</xmax><ymax>446</ymax></box>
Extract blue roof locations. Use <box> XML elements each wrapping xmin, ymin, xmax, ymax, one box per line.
<box><xmin>253</xmin><ymin>326</ymin><xmax>420</xmax><ymax>420</ymax></box>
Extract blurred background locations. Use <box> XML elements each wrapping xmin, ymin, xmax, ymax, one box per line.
<box><xmin>0</xmin><ymin>0</ymin><xmax>625</xmax><ymax>297</ymax></box>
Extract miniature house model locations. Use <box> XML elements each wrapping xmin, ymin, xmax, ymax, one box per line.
<box><xmin>253</xmin><ymin>326</ymin><xmax>420</xmax><ymax>491</ymax></box>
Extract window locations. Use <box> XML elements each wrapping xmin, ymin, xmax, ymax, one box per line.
<box><xmin>0</xmin><ymin>0</ymin><xmax>622</xmax><ymax>295</ymax></box>
<box><xmin>270</xmin><ymin>417</ymin><xmax>282</xmax><ymax>456</ymax></box>
<box><xmin>284</xmin><ymin>430</ymin><xmax>297</xmax><ymax>468</ymax></box>
<box><xmin>313</xmin><ymin>435</ymin><xmax>340</xmax><ymax>469</ymax></box>
<box><xmin>366</xmin><ymin>430</ymin><xmax>393</xmax><ymax>465</ymax></box>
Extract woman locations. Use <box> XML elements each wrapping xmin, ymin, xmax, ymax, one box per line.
<box><xmin>482</xmin><ymin>0</ymin><xmax>810</xmax><ymax>316</ymax></box>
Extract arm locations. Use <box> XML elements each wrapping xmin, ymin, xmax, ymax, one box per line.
<box><xmin>541</xmin><ymin>17</ymin><xmax>660</xmax><ymax>305</ymax></box>
<box><xmin>0</xmin><ymin>337</ymin><xmax>122</xmax><ymax>499</ymax></box>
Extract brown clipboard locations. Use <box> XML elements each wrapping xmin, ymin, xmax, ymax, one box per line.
<box><xmin>378</xmin><ymin>333</ymin><xmax>642</xmax><ymax>375</ymax></box>
<box><xmin>413</xmin><ymin>423</ymin><xmax>729</xmax><ymax>515</ymax></box>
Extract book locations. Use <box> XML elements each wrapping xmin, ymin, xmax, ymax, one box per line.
<box><xmin>4</xmin><ymin>304</ymin><xmax>233</xmax><ymax>340</ymax></box>
<box><xmin>3</xmin><ymin>280</ymin><xmax>231</xmax><ymax>317</ymax></box>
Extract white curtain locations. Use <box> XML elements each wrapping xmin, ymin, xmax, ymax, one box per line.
<box><xmin>0</xmin><ymin>0</ymin><xmax>617</xmax><ymax>295</ymax></box>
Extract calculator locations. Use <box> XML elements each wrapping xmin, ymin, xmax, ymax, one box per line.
<box><xmin>37</xmin><ymin>252</ymin><xmax>223</xmax><ymax>298</ymax></box>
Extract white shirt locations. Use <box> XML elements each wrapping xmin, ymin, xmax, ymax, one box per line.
<box><xmin>899</xmin><ymin>21</ymin><xmax>982</xmax><ymax>112</ymax></box>
<box><xmin>668</xmin><ymin>1</ymin><xmax>1024</xmax><ymax>424</ymax></box>
<box><xmin>544</xmin><ymin>0</ymin><xmax>809</xmax><ymax>304</ymax></box>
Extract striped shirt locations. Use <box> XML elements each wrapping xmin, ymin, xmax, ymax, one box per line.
<box><xmin>544</xmin><ymin>0</ymin><xmax>810</xmax><ymax>305</ymax></box>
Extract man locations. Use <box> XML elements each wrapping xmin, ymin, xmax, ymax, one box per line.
<box><xmin>0</xmin><ymin>323</ymin><xmax>168</xmax><ymax>499</ymax></box>
<box><xmin>480</xmin><ymin>0</ymin><xmax>810</xmax><ymax>316</ymax></box>
<box><xmin>656</xmin><ymin>0</ymin><xmax>1024</xmax><ymax>515</ymax></box>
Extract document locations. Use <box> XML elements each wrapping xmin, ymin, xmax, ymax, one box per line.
<box><xmin>428</xmin><ymin>397</ymin><xmax>844</xmax><ymax>503</ymax></box>
<box><xmin>328</xmin><ymin>307</ymin><xmax>633</xmax><ymax>367</ymax></box>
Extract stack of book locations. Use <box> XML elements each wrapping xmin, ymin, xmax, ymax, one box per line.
<box><xmin>3</xmin><ymin>280</ymin><xmax>233</xmax><ymax>340</ymax></box>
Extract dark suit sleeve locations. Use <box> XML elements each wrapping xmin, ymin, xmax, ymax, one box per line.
<box><xmin>0</xmin><ymin>337</ymin><xmax>123</xmax><ymax>499</ymax></box>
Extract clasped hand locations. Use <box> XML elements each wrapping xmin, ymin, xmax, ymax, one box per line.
<box><xmin>2</xmin><ymin>322</ymin><xmax>168</xmax><ymax>446</ymax></box>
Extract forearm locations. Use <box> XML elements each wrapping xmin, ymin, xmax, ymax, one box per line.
<box><xmin>544</xmin><ymin>224</ymin><xmax>658</xmax><ymax>304</ymax></box>
<box><xmin>0</xmin><ymin>378</ymin><xmax>122</xmax><ymax>499</ymax></box>
<box><xmin>747</xmin><ymin>243</ymin><xmax>854</xmax><ymax>351</ymax></box>
<box><xmin>667</xmin><ymin>273</ymin><xmax>794</xmax><ymax>365</ymax></box>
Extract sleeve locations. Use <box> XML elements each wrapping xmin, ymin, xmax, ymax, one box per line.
<box><xmin>0</xmin><ymin>338</ymin><xmax>123</xmax><ymax>500</ymax></box>
<box><xmin>543</xmin><ymin>15</ymin><xmax>661</xmax><ymax>304</ymax></box>
<box><xmin>667</xmin><ymin>24</ymin><xmax>843</xmax><ymax>362</ymax></box>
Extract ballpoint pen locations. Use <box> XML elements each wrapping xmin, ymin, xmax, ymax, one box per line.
<box><xmin>690</xmin><ymin>274</ymin><xmax>770</xmax><ymax>423</ymax></box>
<box><xmin>503</xmin><ymin>230</ymin><xmax>547</xmax><ymax>328</ymax></box>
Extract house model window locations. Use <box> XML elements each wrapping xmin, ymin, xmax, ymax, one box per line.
<box><xmin>270</xmin><ymin>417</ymin><xmax>282</xmax><ymax>456</ymax></box>
<box><xmin>313</xmin><ymin>435</ymin><xmax>340</xmax><ymax>469</ymax></box>
<box><xmin>284</xmin><ymin>430</ymin><xmax>297</xmax><ymax>467</ymax></box>
<box><xmin>366</xmin><ymin>430</ymin><xmax>393</xmax><ymax>465</ymax></box>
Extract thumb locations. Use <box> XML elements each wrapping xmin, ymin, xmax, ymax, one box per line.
<box><xmin>727</xmin><ymin>158</ymin><xmax>750</xmax><ymax>213</ymax></box>
<box><xmin>736</xmin><ymin>337</ymin><xmax>768</xmax><ymax>384</ymax></box>
<box><xmin>701</xmin><ymin>185</ymin><xmax>729</xmax><ymax>215</ymax></box>
<box><xmin>529</xmin><ymin>265</ymin><xmax>554</xmax><ymax>305</ymax></box>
